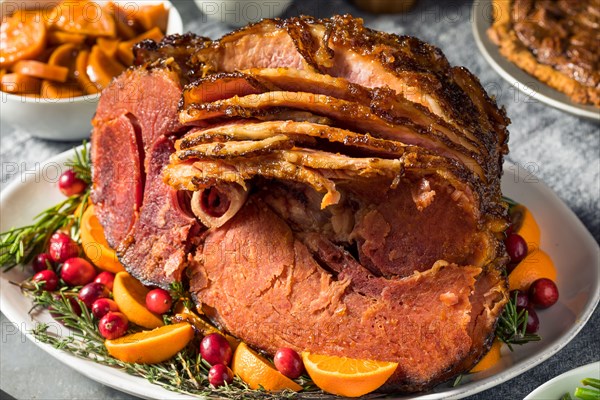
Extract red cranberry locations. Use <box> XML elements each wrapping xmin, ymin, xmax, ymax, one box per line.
<box><xmin>32</xmin><ymin>270</ymin><xmax>59</xmax><ymax>291</ymax></box>
<box><xmin>519</xmin><ymin>306</ymin><xmax>539</xmax><ymax>334</ymax></box>
<box><xmin>504</xmin><ymin>233</ymin><xmax>528</xmax><ymax>264</ymax></box>
<box><xmin>200</xmin><ymin>333</ymin><xmax>232</xmax><ymax>366</ymax></box>
<box><xmin>48</xmin><ymin>232</ymin><xmax>79</xmax><ymax>263</ymax></box>
<box><xmin>99</xmin><ymin>312</ymin><xmax>128</xmax><ymax>339</ymax></box>
<box><xmin>510</xmin><ymin>290</ymin><xmax>530</xmax><ymax>309</ymax></box>
<box><xmin>274</xmin><ymin>348</ymin><xmax>304</xmax><ymax>379</ymax></box>
<box><xmin>78</xmin><ymin>282</ymin><xmax>109</xmax><ymax>308</ymax></box>
<box><xmin>58</xmin><ymin>169</ymin><xmax>87</xmax><ymax>197</ymax></box>
<box><xmin>91</xmin><ymin>298</ymin><xmax>119</xmax><ymax>319</ymax></box>
<box><xmin>529</xmin><ymin>278</ymin><xmax>559</xmax><ymax>309</ymax></box>
<box><xmin>61</xmin><ymin>257</ymin><xmax>95</xmax><ymax>286</ymax></box>
<box><xmin>208</xmin><ymin>364</ymin><xmax>234</xmax><ymax>387</ymax></box>
<box><xmin>32</xmin><ymin>253</ymin><xmax>54</xmax><ymax>273</ymax></box>
<box><xmin>145</xmin><ymin>288</ymin><xmax>173</xmax><ymax>314</ymax></box>
<box><xmin>94</xmin><ymin>271</ymin><xmax>115</xmax><ymax>291</ymax></box>
<box><xmin>50</xmin><ymin>295</ymin><xmax>82</xmax><ymax>319</ymax></box>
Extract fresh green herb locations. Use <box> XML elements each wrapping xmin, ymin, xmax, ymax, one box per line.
<box><xmin>503</xmin><ymin>196</ymin><xmax>518</xmax><ymax>208</ymax></box>
<box><xmin>495</xmin><ymin>292</ymin><xmax>541</xmax><ymax>351</ymax></box>
<box><xmin>0</xmin><ymin>145</ymin><xmax>91</xmax><ymax>270</ymax></box>
<box><xmin>561</xmin><ymin>393</ymin><xmax>573</xmax><ymax>400</ymax></box>
<box><xmin>453</xmin><ymin>374</ymin><xmax>464</xmax><ymax>387</ymax></box>
<box><xmin>28</xmin><ymin>289</ymin><xmax>320</xmax><ymax>399</ymax></box>
<box><xmin>65</xmin><ymin>141</ymin><xmax>92</xmax><ymax>184</ymax></box>
<box><xmin>169</xmin><ymin>281</ymin><xmax>193</xmax><ymax>310</ymax></box>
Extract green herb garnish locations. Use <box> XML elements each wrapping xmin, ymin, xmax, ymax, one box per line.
<box><xmin>28</xmin><ymin>290</ymin><xmax>315</xmax><ymax>399</ymax></box>
<box><xmin>495</xmin><ymin>292</ymin><xmax>541</xmax><ymax>350</ymax></box>
<box><xmin>0</xmin><ymin>144</ymin><xmax>91</xmax><ymax>269</ymax></box>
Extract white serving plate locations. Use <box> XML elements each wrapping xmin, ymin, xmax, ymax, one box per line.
<box><xmin>471</xmin><ymin>0</ymin><xmax>600</xmax><ymax>121</ymax></box>
<box><xmin>0</xmin><ymin>148</ymin><xmax>599</xmax><ymax>399</ymax></box>
<box><xmin>524</xmin><ymin>361</ymin><xmax>600</xmax><ymax>400</ymax></box>
<box><xmin>0</xmin><ymin>0</ymin><xmax>183</xmax><ymax>141</ymax></box>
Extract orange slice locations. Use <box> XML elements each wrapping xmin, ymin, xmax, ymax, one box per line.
<box><xmin>302</xmin><ymin>353</ymin><xmax>398</xmax><ymax>397</ymax></box>
<box><xmin>49</xmin><ymin>0</ymin><xmax>116</xmax><ymax>37</ymax></box>
<box><xmin>470</xmin><ymin>339</ymin><xmax>502</xmax><ymax>373</ymax></box>
<box><xmin>511</xmin><ymin>205</ymin><xmax>541</xmax><ymax>251</ymax></box>
<box><xmin>113</xmin><ymin>271</ymin><xmax>164</xmax><ymax>329</ymax></box>
<box><xmin>80</xmin><ymin>205</ymin><xmax>125</xmax><ymax>273</ymax></box>
<box><xmin>105</xmin><ymin>322</ymin><xmax>194</xmax><ymax>364</ymax></box>
<box><xmin>508</xmin><ymin>248</ymin><xmax>556</xmax><ymax>292</ymax></box>
<box><xmin>232</xmin><ymin>342</ymin><xmax>302</xmax><ymax>392</ymax></box>
<box><xmin>0</xmin><ymin>12</ymin><xmax>47</xmax><ymax>67</ymax></box>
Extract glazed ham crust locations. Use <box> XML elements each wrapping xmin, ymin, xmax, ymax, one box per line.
<box><xmin>92</xmin><ymin>15</ymin><xmax>510</xmax><ymax>393</ymax></box>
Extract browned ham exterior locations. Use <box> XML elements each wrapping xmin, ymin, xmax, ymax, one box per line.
<box><xmin>91</xmin><ymin>15</ymin><xmax>510</xmax><ymax>394</ymax></box>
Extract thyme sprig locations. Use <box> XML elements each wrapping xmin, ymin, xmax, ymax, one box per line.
<box><xmin>0</xmin><ymin>145</ymin><xmax>91</xmax><ymax>270</ymax></box>
<box><xmin>495</xmin><ymin>292</ymin><xmax>541</xmax><ymax>351</ymax></box>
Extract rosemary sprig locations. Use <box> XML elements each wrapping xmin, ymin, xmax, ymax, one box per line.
<box><xmin>29</xmin><ymin>290</ymin><xmax>321</xmax><ymax>399</ymax></box>
<box><xmin>0</xmin><ymin>145</ymin><xmax>91</xmax><ymax>270</ymax></box>
<box><xmin>65</xmin><ymin>141</ymin><xmax>92</xmax><ymax>184</ymax></box>
<box><xmin>495</xmin><ymin>292</ymin><xmax>541</xmax><ymax>351</ymax></box>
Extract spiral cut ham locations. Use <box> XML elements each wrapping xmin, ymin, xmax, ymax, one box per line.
<box><xmin>91</xmin><ymin>15</ymin><xmax>510</xmax><ymax>393</ymax></box>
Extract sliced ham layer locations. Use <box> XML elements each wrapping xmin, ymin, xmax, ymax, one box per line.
<box><xmin>179</xmin><ymin>91</ymin><xmax>486</xmax><ymax>181</ymax></box>
<box><xmin>91</xmin><ymin>114</ymin><xmax>143</xmax><ymax>248</ymax></box>
<box><xmin>118</xmin><ymin>136</ymin><xmax>200</xmax><ymax>287</ymax></box>
<box><xmin>189</xmin><ymin>199</ymin><xmax>488</xmax><ymax>391</ymax></box>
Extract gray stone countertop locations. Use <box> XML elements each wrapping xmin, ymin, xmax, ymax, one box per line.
<box><xmin>1</xmin><ymin>0</ymin><xmax>598</xmax><ymax>399</ymax></box>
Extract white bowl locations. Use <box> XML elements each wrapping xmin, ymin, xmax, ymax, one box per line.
<box><xmin>194</xmin><ymin>0</ymin><xmax>292</xmax><ymax>27</ymax></box>
<box><xmin>0</xmin><ymin>0</ymin><xmax>183</xmax><ymax>141</ymax></box>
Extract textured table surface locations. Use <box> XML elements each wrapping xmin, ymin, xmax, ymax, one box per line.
<box><xmin>1</xmin><ymin>0</ymin><xmax>598</xmax><ymax>399</ymax></box>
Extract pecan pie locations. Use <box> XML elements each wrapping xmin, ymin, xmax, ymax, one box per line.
<box><xmin>488</xmin><ymin>0</ymin><xmax>600</xmax><ymax>107</ymax></box>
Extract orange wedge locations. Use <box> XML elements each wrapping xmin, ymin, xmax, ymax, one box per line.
<box><xmin>113</xmin><ymin>272</ymin><xmax>164</xmax><ymax>329</ymax></box>
<box><xmin>470</xmin><ymin>339</ymin><xmax>502</xmax><ymax>373</ymax></box>
<box><xmin>232</xmin><ymin>342</ymin><xmax>302</xmax><ymax>392</ymax></box>
<box><xmin>80</xmin><ymin>205</ymin><xmax>125</xmax><ymax>273</ymax></box>
<box><xmin>302</xmin><ymin>353</ymin><xmax>398</xmax><ymax>397</ymax></box>
<box><xmin>511</xmin><ymin>204</ymin><xmax>541</xmax><ymax>251</ymax></box>
<box><xmin>508</xmin><ymin>248</ymin><xmax>556</xmax><ymax>292</ymax></box>
<box><xmin>105</xmin><ymin>322</ymin><xmax>194</xmax><ymax>364</ymax></box>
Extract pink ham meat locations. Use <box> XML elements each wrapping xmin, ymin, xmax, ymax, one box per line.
<box><xmin>92</xmin><ymin>15</ymin><xmax>511</xmax><ymax>394</ymax></box>
<box><xmin>189</xmin><ymin>199</ymin><xmax>503</xmax><ymax>392</ymax></box>
<box><xmin>118</xmin><ymin>136</ymin><xmax>200</xmax><ymax>286</ymax></box>
<box><xmin>91</xmin><ymin>114</ymin><xmax>143</xmax><ymax>247</ymax></box>
<box><xmin>91</xmin><ymin>67</ymin><xmax>183</xmax><ymax>249</ymax></box>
